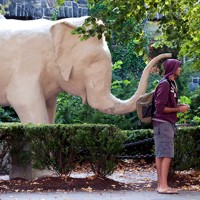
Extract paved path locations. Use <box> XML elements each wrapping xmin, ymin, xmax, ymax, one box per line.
<box><xmin>0</xmin><ymin>191</ymin><xmax>200</xmax><ymax>200</ymax></box>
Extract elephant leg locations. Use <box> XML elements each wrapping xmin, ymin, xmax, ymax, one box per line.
<box><xmin>9</xmin><ymin>142</ymin><xmax>32</xmax><ymax>180</ymax></box>
<box><xmin>7</xmin><ymin>83</ymin><xmax>49</xmax><ymax>124</ymax></box>
<box><xmin>6</xmin><ymin>81</ymin><xmax>49</xmax><ymax>180</ymax></box>
<box><xmin>28</xmin><ymin>96</ymin><xmax>57</xmax><ymax>179</ymax></box>
<box><xmin>46</xmin><ymin>95</ymin><xmax>57</xmax><ymax>124</ymax></box>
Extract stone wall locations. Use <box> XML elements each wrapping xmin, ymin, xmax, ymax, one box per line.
<box><xmin>0</xmin><ymin>0</ymin><xmax>88</xmax><ymax>19</ymax></box>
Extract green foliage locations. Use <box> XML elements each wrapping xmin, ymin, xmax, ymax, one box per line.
<box><xmin>189</xmin><ymin>88</ymin><xmax>200</xmax><ymax>125</ymax></box>
<box><xmin>74</xmin><ymin>0</ymin><xmax>150</xmax><ymax>55</ymax></box>
<box><xmin>176</xmin><ymin>62</ymin><xmax>193</xmax><ymax>97</ymax></box>
<box><xmin>0</xmin><ymin>107</ymin><xmax>19</xmax><ymax>123</ymax></box>
<box><xmin>72</xmin><ymin>0</ymin><xmax>200</xmax><ymax>70</ymax></box>
<box><xmin>177</xmin><ymin>96</ymin><xmax>191</xmax><ymax>124</ymax></box>
<box><xmin>109</xmin><ymin>38</ymin><xmax>147</xmax><ymax>79</ymax></box>
<box><xmin>152</xmin><ymin>0</ymin><xmax>200</xmax><ymax>70</ymax></box>
<box><xmin>0</xmin><ymin>1</ymin><xmax>10</xmax><ymax>15</ymax></box>
<box><xmin>124</xmin><ymin>129</ymin><xmax>154</xmax><ymax>143</ymax></box>
<box><xmin>176</xmin><ymin>86</ymin><xmax>200</xmax><ymax>125</ymax></box>
<box><xmin>56</xmin><ymin>0</ymin><xmax>65</xmax><ymax>5</ymax></box>
<box><xmin>174</xmin><ymin>126</ymin><xmax>200</xmax><ymax>170</ymax></box>
<box><xmin>56</xmin><ymin>93</ymin><xmax>85</xmax><ymax>124</ymax></box>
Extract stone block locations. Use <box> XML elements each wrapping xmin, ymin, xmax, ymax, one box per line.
<box><xmin>44</xmin><ymin>7</ymin><xmax>54</xmax><ymax>17</ymax></box>
<box><xmin>68</xmin><ymin>7</ymin><xmax>73</xmax><ymax>18</ymax></box>
<box><xmin>33</xmin><ymin>8</ymin><xmax>43</xmax><ymax>18</ymax></box>
<box><xmin>72</xmin><ymin>2</ymin><xmax>78</xmax><ymax>17</ymax></box>
<box><xmin>2</xmin><ymin>0</ymin><xmax>88</xmax><ymax>19</ymax></box>
<box><xmin>58</xmin><ymin>7</ymin><xmax>65</xmax><ymax>18</ymax></box>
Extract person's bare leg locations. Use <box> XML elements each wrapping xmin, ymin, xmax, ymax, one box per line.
<box><xmin>160</xmin><ymin>157</ymin><xmax>172</xmax><ymax>190</ymax></box>
<box><xmin>155</xmin><ymin>157</ymin><xmax>163</xmax><ymax>190</ymax></box>
<box><xmin>157</xmin><ymin>157</ymin><xmax>178</xmax><ymax>194</ymax></box>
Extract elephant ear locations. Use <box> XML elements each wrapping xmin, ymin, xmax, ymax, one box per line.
<box><xmin>50</xmin><ymin>21</ymin><xmax>77</xmax><ymax>81</ymax></box>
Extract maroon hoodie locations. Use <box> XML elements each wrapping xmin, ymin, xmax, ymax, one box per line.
<box><xmin>153</xmin><ymin>59</ymin><xmax>181</xmax><ymax>124</ymax></box>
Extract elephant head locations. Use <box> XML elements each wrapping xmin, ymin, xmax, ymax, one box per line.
<box><xmin>50</xmin><ymin>18</ymin><xmax>172</xmax><ymax>116</ymax></box>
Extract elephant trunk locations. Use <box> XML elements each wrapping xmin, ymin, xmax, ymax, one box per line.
<box><xmin>98</xmin><ymin>53</ymin><xmax>172</xmax><ymax>115</ymax></box>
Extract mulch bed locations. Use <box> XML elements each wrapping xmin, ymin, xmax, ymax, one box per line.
<box><xmin>0</xmin><ymin>160</ymin><xmax>199</xmax><ymax>193</ymax></box>
<box><xmin>0</xmin><ymin>176</ymin><xmax>131</xmax><ymax>193</ymax></box>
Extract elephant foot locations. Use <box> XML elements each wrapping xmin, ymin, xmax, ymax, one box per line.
<box><xmin>9</xmin><ymin>165</ymin><xmax>58</xmax><ymax>180</ymax></box>
<box><xmin>9</xmin><ymin>163</ymin><xmax>32</xmax><ymax>180</ymax></box>
<box><xmin>32</xmin><ymin>168</ymin><xmax>58</xmax><ymax>180</ymax></box>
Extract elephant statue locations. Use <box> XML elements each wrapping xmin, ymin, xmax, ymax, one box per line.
<box><xmin>0</xmin><ymin>16</ymin><xmax>172</xmax><ymax>125</ymax></box>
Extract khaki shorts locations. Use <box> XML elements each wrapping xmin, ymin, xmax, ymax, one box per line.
<box><xmin>153</xmin><ymin>122</ymin><xmax>176</xmax><ymax>158</ymax></box>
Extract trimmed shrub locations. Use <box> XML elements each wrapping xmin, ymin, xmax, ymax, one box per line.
<box><xmin>0</xmin><ymin>123</ymin><xmax>199</xmax><ymax>177</ymax></box>
<box><xmin>174</xmin><ymin>126</ymin><xmax>200</xmax><ymax>170</ymax></box>
<box><xmin>75</xmin><ymin>125</ymin><xmax>126</xmax><ymax>177</ymax></box>
<box><xmin>29</xmin><ymin>124</ymin><xmax>81</xmax><ymax>175</ymax></box>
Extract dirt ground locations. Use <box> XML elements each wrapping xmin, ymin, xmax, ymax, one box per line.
<box><xmin>0</xmin><ymin>160</ymin><xmax>199</xmax><ymax>193</ymax></box>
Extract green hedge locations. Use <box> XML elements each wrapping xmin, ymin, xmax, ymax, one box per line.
<box><xmin>174</xmin><ymin>126</ymin><xmax>200</xmax><ymax>170</ymax></box>
<box><xmin>122</xmin><ymin>126</ymin><xmax>200</xmax><ymax>170</ymax></box>
<box><xmin>0</xmin><ymin>123</ymin><xmax>126</xmax><ymax>177</ymax></box>
<box><xmin>0</xmin><ymin>123</ymin><xmax>199</xmax><ymax>177</ymax></box>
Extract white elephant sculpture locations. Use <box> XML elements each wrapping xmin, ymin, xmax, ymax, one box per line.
<box><xmin>0</xmin><ymin>16</ymin><xmax>171</xmax><ymax>124</ymax></box>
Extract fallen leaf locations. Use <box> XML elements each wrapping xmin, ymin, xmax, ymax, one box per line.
<box><xmin>81</xmin><ymin>187</ymin><xmax>93</xmax><ymax>192</ymax></box>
